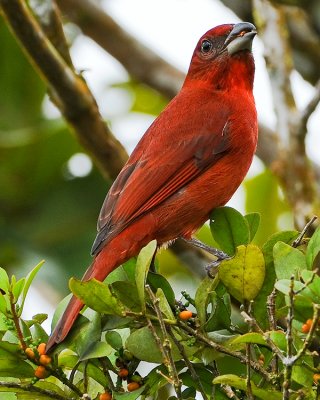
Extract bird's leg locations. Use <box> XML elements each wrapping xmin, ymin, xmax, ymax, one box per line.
<box><xmin>182</xmin><ymin>237</ymin><xmax>230</xmax><ymax>259</ymax></box>
<box><xmin>182</xmin><ymin>237</ymin><xmax>231</xmax><ymax>278</ymax></box>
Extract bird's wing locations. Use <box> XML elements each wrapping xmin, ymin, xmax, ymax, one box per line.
<box><xmin>92</xmin><ymin>95</ymin><xmax>231</xmax><ymax>255</ymax></box>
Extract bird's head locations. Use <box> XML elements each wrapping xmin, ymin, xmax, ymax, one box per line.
<box><xmin>185</xmin><ymin>22</ymin><xmax>257</xmax><ymax>90</ymax></box>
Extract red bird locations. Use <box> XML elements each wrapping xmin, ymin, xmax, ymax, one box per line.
<box><xmin>46</xmin><ymin>22</ymin><xmax>258</xmax><ymax>351</ymax></box>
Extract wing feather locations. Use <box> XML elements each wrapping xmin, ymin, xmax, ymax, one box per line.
<box><xmin>92</xmin><ymin>91</ymin><xmax>231</xmax><ymax>255</ymax></box>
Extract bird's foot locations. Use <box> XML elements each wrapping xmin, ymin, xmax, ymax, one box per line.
<box><xmin>182</xmin><ymin>237</ymin><xmax>231</xmax><ymax>278</ymax></box>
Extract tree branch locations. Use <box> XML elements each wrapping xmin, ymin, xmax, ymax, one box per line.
<box><xmin>0</xmin><ymin>0</ymin><xmax>128</xmax><ymax>182</ymax></box>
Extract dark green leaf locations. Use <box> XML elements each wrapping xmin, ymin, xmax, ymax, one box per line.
<box><xmin>147</xmin><ymin>272</ymin><xmax>175</xmax><ymax>306</ymax></box>
<box><xmin>59</xmin><ymin>354</ymin><xmax>108</xmax><ymax>386</ymax></box>
<box><xmin>205</xmin><ymin>292</ymin><xmax>231</xmax><ymax>332</ymax></box>
<box><xmin>195</xmin><ymin>276</ymin><xmax>219</xmax><ymax>326</ymax></box>
<box><xmin>105</xmin><ymin>331</ymin><xmax>122</xmax><ymax>350</ymax></box>
<box><xmin>210</xmin><ymin>207</ymin><xmax>250</xmax><ymax>255</ymax></box>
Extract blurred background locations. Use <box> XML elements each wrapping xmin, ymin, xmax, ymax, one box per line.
<box><xmin>0</xmin><ymin>0</ymin><xmax>319</xmax><ymax>331</ymax></box>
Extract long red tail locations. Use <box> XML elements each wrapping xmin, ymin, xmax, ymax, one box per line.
<box><xmin>45</xmin><ymin>249</ymin><xmax>117</xmax><ymax>352</ymax></box>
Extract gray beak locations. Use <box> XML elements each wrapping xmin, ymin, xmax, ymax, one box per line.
<box><xmin>224</xmin><ymin>22</ymin><xmax>257</xmax><ymax>55</ymax></box>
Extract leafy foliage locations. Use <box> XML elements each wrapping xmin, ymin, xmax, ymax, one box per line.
<box><xmin>0</xmin><ymin>207</ymin><xmax>319</xmax><ymax>399</ymax></box>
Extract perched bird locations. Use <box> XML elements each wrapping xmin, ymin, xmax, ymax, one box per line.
<box><xmin>46</xmin><ymin>22</ymin><xmax>258</xmax><ymax>351</ymax></box>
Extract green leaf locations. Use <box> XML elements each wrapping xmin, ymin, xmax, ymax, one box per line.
<box><xmin>210</xmin><ymin>207</ymin><xmax>250</xmax><ymax>255</ymax></box>
<box><xmin>273</xmin><ymin>241</ymin><xmax>307</xmax><ymax>279</ymax></box>
<box><xmin>156</xmin><ymin>288</ymin><xmax>175</xmax><ymax>320</ymax></box>
<box><xmin>111</xmin><ymin>281</ymin><xmax>141</xmax><ymax>312</ymax></box>
<box><xmin>0</xmin><ymin>268</ymin><xmax>9</xmax><ymax>293</ymax></box>
<box><xmin>31</xmin><ymin>323</ymin><xmax>48</xmax><ymax>343</ymax></box>
<box><xmin>147</xmin><ymin>272</ymin><xmax>175</xmax><ymax>306</ymax></box>
<box><xmin>195</xmin><ymin>276</ymin><xmax>219</xmax><ymax>326</ymax></box>
<box><xmin>113</xmin><ymin>385</ymin><xmax>145</xmax><ymax>400</ymax></box>
<box><xmin>0</xmin><ymin>342</ymin><xmax>34</xmax><ymax>378</ymax></box>
<box><xmin>0</xmin><ymin>295</ymin><xmax>8</xmax><ymax>315</ymax></box>
<box><xmin>245</xmin><ymin>212</ymin><xmax>260</xmax><ymax>242</ymax></box>
<box><xmin>105</xmin><ymin>331</ymin><xmax>122</xmax><ymax>350</ymax></box>
<box><xmin>229</xmin><ymin>332</ymin><xmax>267</xmax><ymax>347</ymax></box>
<box><xmin>126</xmin><ymin>326</ymin><xmax>195</xmax><ymax>363</ymax></box>
<box><xmin>59</xmin><ymin>353</ymin><xmax>108</xmax><ymax>386</ymax></box>
<box><xmin>213</xmin><ymin>374</ymin><xmax>282</xmax><ymax>400</ymax></box>
<box><xmin>218</xmin><ymin>244</ymin><xmax>265</xmax><ymax>302</ymax></box>
<box><xmin>306</xmin><ymin>225</ymin><xmax>320</xmax><ymax>269</ymax></box>
<box><xmin>69</xmin><ymin>278</ymin><xmax>125</xmax><ymax>316</ymax></box>
<box><xmin>268</xmin><ymin>330</ymin><xmax>287</xmax><ymax>351</ymax></box>
<box><xmin>19</xmin><ymin>260</ymin><xmax>45</xmax><ymax>316</ymax></box>
<box><xmin>135</xmin><ymin>240</ymin><xmax>157</xmax><ymax>311</ymax></box>
<box><xmin>204</xmin><ymin>292</ymin><xmax>231</xmax><ymax>332</ymax></box>
<box><xmin>12</xmin><ymin>278</ymin><xmax>25</xmax><ymax>303</ymax></box>
<box><xmin>75</xmin><ymin>312</ymin><xmax>112</xmax><ymax>360</ymax></box>
<box><xmin>253</xmin><ymin>230</ymin><xmax>299</xmax><ymax>328</ymax></box>
<box><xmin>292</xmin><ymin>364</ymin><xmax>313</xmax><ymax>387</ymax></box>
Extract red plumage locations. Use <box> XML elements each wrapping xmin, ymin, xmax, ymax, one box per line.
<box><xmin>46</xmin><ymin>22</ymin><xmax>258</xmax><ymax>351</ymax></box>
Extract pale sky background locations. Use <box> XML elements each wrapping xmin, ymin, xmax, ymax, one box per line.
<box><xmin>26</xmin><ymin>0</ymin><xmax>320</xmax><ymax>331</ymax></box>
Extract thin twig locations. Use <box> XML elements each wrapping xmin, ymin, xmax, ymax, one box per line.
<box><xmin>0</xmin><ymin>381</ymin><xmax>71</xmax><ymax>400</ymax></box>
<box><xmin>240</xmin><ymin>310</ymin><xmax>284</xmax><ymax>362</ymax></box>
<box><xmin>244</xmin><ymin>302</ymin><xmax>254</xmax><ymax>400</ymax></box>
<box><xmin>146</xmin><ymin>286</ymin><xmax>182</xmax><ymax>399</ymax></box>
<box><xmin>168</xmin><ymin>326</ymin><xmax>208</xmax><ymax>400</ymax></box>
<box><xmin>177</xmin><ymin>321</ymin><xmax>271</xmax><ymax>382</ymax></box>
<box><xmin>292</xmin><ymin>216</ymin><xmax>318</xmax><ymax>247</ymax></box>
<box><xmin>282</xmin><ymin>275</ymin><xmax>295</xmax><ymax>400</ymax></box>
<box><xmin>9</xmin><ymin>291</ymin><xmax>26</xmax><ymax>350</ymax></box>
<box><xmin>293</xmin><ymin>304</ymin><xmax>320</xmax><ymax>364</ymax></box>
<box><xmin>267</xmin><ymin>289</ymin><xmax>279</xmax><ymax>376</ymax></box>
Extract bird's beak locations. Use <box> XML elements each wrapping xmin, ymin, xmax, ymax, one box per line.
<box><xmin>224</xmin><ymin>22</ymin><xmax>257</xmax><ymax>55</ymax></box>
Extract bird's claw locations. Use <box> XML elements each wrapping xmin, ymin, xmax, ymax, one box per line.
<box><xmin>205</xmin><ymin>255</ymin><xmax>232</xmax><ymax>278</ymax></box>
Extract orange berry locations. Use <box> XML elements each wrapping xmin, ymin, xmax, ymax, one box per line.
<box><xmin>306</xmin><ymin>319</ymin><xmax>313</xmax><ymax>327</ymax></box>
<box><xmin>118</xmin><ymin>368</ymin><xmax>129</xmax><ymax>379</ymax></box>
<box><xmin>127</xmin><ymin>382</ymin><xmax>140</xmax><ymax>392</ymax></box>
<box><xmin>99</xmin><ymin>393</ymin><xmax>112</xmax><ymax>400</ymax></box>
<box><xmin>179</xmin><ymin>310</ymin><xmax>193</xmax><ymax>320</ymax></box>
<box><xmin>25</xmin><ymin>347</ymin><xmax>35</xmax><ymax>359</ymax></box>
<box><xmin>37</xmin><ymin>343</ymin><xmax>46</xmax><ymax>355</ymax></box>
<box><xmin>301</xmin><ymin>324</ymin><xmax>310</xmax><ymax>334</ymax></box>
<box><xmin>39</xmin><ymin>354</ymin><xmax>52</xmax><ymax>365</ymax></box>
<box><xmin>313</xmin><ymin>373</ymin><xmax>320</xmax><ymax>384</ymax></box>
<box><xmin>34</xmin><ymin>365</ymin><xmax>49</xmax><ymax>379</ymax></box>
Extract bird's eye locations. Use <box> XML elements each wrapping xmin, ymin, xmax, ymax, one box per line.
<box><xmin>238</xmin><ymin>30</ymin><xmax>246</xmax><ymax>37</ymax></box>
<box><xmin>201</xmin><ymin>39</ymin><xmax>213</xmax><ymax>54</ymax></box>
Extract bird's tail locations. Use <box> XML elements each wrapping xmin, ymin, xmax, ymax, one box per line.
<box><xmin>46</xmin><ymin>242</ymin><xmax>125</xmax><ymax>353</ymax></box>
